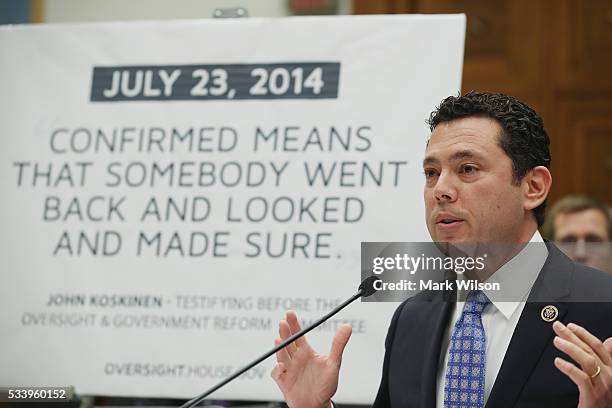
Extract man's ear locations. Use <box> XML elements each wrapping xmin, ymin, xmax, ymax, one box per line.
<box><xmin>522</xmin><ymin>166</ymin><xmax>552</xmax><ymax>211</ymax></box>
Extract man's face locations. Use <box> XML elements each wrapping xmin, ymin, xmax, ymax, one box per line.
<box><xmin>554</xmin><ymin>209</ymin><xmax>609</xmax><ymax>244</ymax></box>
<box><xmin>554</xmin><ymin>209</ymin><xmax>610</xmax><ymax>270</ymax></box>
<box><xmin>423</xmin><ymin>116</ymin><xmax>527</xmax><ymax>243</ymax></box>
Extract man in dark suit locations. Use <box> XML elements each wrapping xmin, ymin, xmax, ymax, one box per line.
<box><xmin>270</xmin><ymin>92</ymin><xmax>612</xmax><ymax>407</ymax></box>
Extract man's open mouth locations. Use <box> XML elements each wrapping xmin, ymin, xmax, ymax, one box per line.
<box><xmin>439</xmin><ymin>219</ymin><xmax>460</xmax><ymax>224</ymax></box>
<box><xmin>434</xmin><ymin>214</ymin><xmax>463</xmax><ymax>226</ymax></box>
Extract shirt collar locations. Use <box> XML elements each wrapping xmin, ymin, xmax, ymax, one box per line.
<box><xmin>457</xmin><ymin>230</ymin><xmax>548</xmax><ymax>319</ymax></box>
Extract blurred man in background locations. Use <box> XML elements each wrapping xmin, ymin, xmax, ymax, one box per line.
<box><xmin>543</xmin><ymin>195</ymin><xmax>611</xmax><ymax>271</ymax></box>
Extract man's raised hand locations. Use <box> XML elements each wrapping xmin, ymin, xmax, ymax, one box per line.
<box><xmin>553</xmin><ymin>321</ymin><xmax>612</xmax><ymax>408</ymax></box>
<box><xmin>271</xmin><ymin>310</ymin><xmax>352</xmax><ymax>408</ymax></box>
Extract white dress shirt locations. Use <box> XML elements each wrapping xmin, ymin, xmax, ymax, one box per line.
<box><xmin>435</xmin><ymin>231</ymin><xmax>548</xmax><ymax>407</ymax></box>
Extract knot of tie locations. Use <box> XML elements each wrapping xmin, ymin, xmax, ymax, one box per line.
<box><xmin>463</xmin><ymin>290</ymin><xmax>491</xmax><ymax>315</ymax></box>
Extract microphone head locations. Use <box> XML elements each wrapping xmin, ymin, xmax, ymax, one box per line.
<box><xmin>359</xmin><ymin>275</ymin><xmax>381</xmax><ymax>297</ymax></box>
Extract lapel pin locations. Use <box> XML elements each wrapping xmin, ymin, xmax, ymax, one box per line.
<box><xmin>541</xmin><ymin>305</ymin><xmax>559</xmax><ymax>322</ymax></box>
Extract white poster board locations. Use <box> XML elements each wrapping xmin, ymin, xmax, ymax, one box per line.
<box><xmin>0</xmin><ymin>15</ymin><xmax>465</xmax><ymax>403</ymax></box>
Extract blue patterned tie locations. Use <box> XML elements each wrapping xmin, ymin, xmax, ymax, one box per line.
<box><xmin>443</xmin><ymin>290</ymin><xmax>491</xmax><ymax>408</ymax></box>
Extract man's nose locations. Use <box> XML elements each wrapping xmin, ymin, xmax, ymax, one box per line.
<box><xmin>574</xmin><ymin>239</ymin><xmax>587</xmax><ymax>261</ymax></box>
<box><xmin>434</xmin><ymin>172</ymin><xmax>457</xmax><ymax>202</ymax></box>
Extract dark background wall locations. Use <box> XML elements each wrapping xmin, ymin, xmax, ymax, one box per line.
<box><xmin>0</xmin><ymin>1</ymin><xmax>32</xmax><ymax>24</ymax></box>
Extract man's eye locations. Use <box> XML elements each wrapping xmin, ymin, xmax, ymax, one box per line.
<box><xmin>585</xmin><ymin>235</ymin><xmax>604</xmax><ymax>243</ymax></box>
<box><xmin>461</xmin><ymin>164</ymin><xmax>477</xmax><ymax>174</ymax></box>
<box><xmin>423</xmin><ymin>169</ymin><xmax>438</xmax><ymax>178</ymax></box>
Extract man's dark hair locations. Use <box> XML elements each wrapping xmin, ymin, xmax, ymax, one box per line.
<box><xmin>426</xmin><ymin>91</ymin><xmax>551</xmax><ymax>226</ymax></box>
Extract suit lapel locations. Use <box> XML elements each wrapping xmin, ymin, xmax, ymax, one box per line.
<box><xmin>420</xmin><ymin>288</ymin><xmax>455</xmax><ymax>407</ymax></box>
<box><xmin>485</xmin><ymin>301</ymin><xmax>568</xmax><ymax>407</ymax></box>
<box><xmin>485</xmin><ymin>243</ymin><xmax>573</xmax><ymax>408</ymax></box>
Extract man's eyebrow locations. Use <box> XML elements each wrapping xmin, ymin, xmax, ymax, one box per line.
<box><xmin>422</xmin><ymin>157</ymin><xmax>439</xmax><ymax>167</ymax></box>
<box><xmin>449</xmin><ymin>149</ymin><xmax>483</xmax><ymax>161</ymax></box>
<box><xmin>422</xmin><ymin>149</ymin><xmax>484</xmax><ymax>167</ymax></box>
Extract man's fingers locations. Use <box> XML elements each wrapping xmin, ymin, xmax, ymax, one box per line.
<box><xmin>286</xmin><ymin>310</ymin><xmax>308</xmax><ymax>349</ymax></box>
<box><xmin>279</xmin><ymin>320</ymin><xmax>297</xmax><ymax>356</ymax></box>
<box><xmin>554</xmin><ymin>357</ymin><xmax>592</xmax><ymax>394</ymax></box>
<box><xmin>329</xmin><ymin>324</ymin><xmax>352</xmax><ymax>366</ymax></box>
<box><xmin>553</xmin><ymin>321</ymin><xmax>592</xmax><ymax>356</ymax></box>
<box><xmin>275</xmin><ymin>338</ymin><xmax>291</xmax><ymax>365</ymax></box>
<box><xmin>554</xmin><ymin>335</ymin><xmax>600</xmax><ymax>377</ymax></box>
<box><xmin>567</xmin><ymin>323</ymin><xmax>612</xmax><ymax>366</ymax></box>
<box><xmin>604</xmin><ymin>338</ymin><xmax>612</xmax><ymax>356</ymax></box>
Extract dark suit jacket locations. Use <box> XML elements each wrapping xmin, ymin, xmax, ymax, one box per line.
<box><xmin>372</xmin><ymin>243</ymin><xmax>612</xmax><ymax>407</ymax></box>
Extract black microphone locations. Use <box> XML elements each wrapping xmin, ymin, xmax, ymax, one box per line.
<box><xmin>180</xmin><ymin>276</ymin><xmax>381</xmax><ymax>408</ymax></box>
